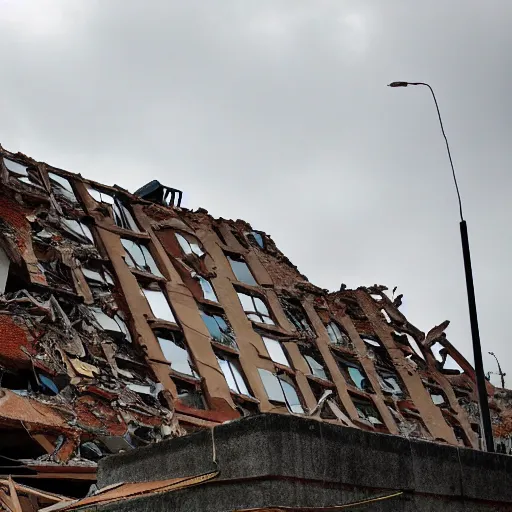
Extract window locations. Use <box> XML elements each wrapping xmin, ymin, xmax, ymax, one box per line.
<box><xmin>90</xmin><ymin>307</ymin><xmax>131</xmax><ymax>342</ymax></box>
<box><xmin>247</xmin><ymin>231</ymin><xmax>265</xmax><ymax>248</ymax></box>
<box><xmin>200</xmin><ymin>311</ymin><xmax>237</xmax><ymax>349</ymax></box>
<box><xmin>61</xmin><ymin>219</ymin><xmax>95</xmax><ymax>244</ymax></box>
<box><xmin>87</xmin><ymin>187</ymin><xmax>140</xmax><ymax>232</ymax></box>
<box><xmin>142</xmin><ymin>288</ymin><xmax>176</xmax><ymax>323</ymax></box>
<box><xmin>156</xmin><ymin>331</ymin><xmax>197</xmax><ymax>378</ymax></box>
<box><xmin>281</xmin><ymin>298</ymin><xmax>314</xmax><ymax>335</ymax></box>
<box><xmin>237</xmin><ymin>291</ymin><xmax>274</xmax><ymax>325</ymax></box>
<box><xmin>258</xmin><ymin>369</ymin><xmax>304</xmax><ymax>414</ymax></box>
<box><xmin>3</xmin><ymin>157</ymin><xmax>28</xmax><ymax>177</ymax></box>
<box><xmin>176</xmin><ymin>380</ymin><xmax>206</xmax><ymax>409</ymax></box>
<box><xmin>216</xmin><ymin>354</ymin><xmax>250</xmax><ymax>396</ymax></box>
<box><xmin>326</xmin><ymin>322</ymin><xmax>351</xmax><ymax>347</ymax></box>
<box><xmin>83</xmin><ymin>266</ymin><xmax>114</xmax><ymax>287</ymax></box>
<box><xmin>121</xmin><ymin>239</ymin><xmax>162</xmax><ymax>277</ymax></box>
<box><xmin>262</xmin><ymin>336</ymin><xmax>289</xmax><ymax>367</ymax></box>
<box><xmin>175</xmin><ymin>232</ymin><xmax>204</xmax><ymax>257</ymax></box>
<box><xmin>304</xmin><ymin>355</ymin><xmax>328</xmax><ymax>380</ymax></box>
<box><xmin>334</xmin><ymin>354</ymin><xmax>373</xmax><ymax>392</ymax></box>
<box><xmin>352</xmin><ymin>396</ymin><xmax>383</xmax><ymax>426</ymax></box>
<box><xmin>377</xmin><ymin>369</ymin><xmax>404</xmax><ymax>396</ymax></box>
<box><xmin>227</xmin><ymin>254</ymin><xmax>257</xmax><ymax>285</ymax></box>
<box><xmin>48</xmin><ymin>172</ymin><xmax>77</xmax><ymax>202</ymax></box>
<box><xmin>197</xmin><ymin>277</ymin><xmax>218</xmax><ymax>302</ymax></box>
<box><xmin>0</xmin><ymin>245</ymin><xmax>9</xmax><ymax>294</ymax></box>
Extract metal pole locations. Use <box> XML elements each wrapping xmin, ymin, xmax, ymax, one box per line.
<box><xmin>388</xmin><ymin>81</ymin><xmax>495</xmax><ymax>451</ymax></box>
<box><xmin>460</xmin><ymin>220</ymin><xmax>494</xmax><ymax>452</ymax></box>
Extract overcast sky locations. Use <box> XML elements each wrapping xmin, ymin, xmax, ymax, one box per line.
<box><xmin>0</xmin><ymin>1</ymin><xmax>510</xmax><ymax>387</ymax></box>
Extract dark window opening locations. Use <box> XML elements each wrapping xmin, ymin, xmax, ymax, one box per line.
<box><xmin>212</xmin><ymin>225</ymin><xmax>227</xmax><ymax>245</ymax></box>
<box><xmin>200</xmin><ymin>310</ymin><xmax>237</xmax><ymax>349</ymax></box>
<box><xmin>280</xmin><ymin>297</ymin><xmax>314</xmax><ymax>336</ymax></box>
<box><xmin>0</xmin><ymin>428</ymin><xmax>48</xmax><ymax>461</ymax></box>
<box><xmin>174</xmin><ymin>380</ymin><xmax>206</xmax><ymax>410</ymax></box>
<box><xmin>351</xmin><ymin>395</ymin><xmax>384</xmax><ymax>427</ymax></box>
<box><xmin>37</xmin><ymin>259</ymin><xmax>74</xmax><ymax>291</ymax></box>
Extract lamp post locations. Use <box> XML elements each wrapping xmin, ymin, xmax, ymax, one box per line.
<box><xmin>388</xmin><ymin>81</ymin><xmax>494</xmax><ymax>452</ymax></box>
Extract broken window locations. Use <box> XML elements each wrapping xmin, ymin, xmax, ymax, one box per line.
<box><xmin>87</xmin><ymin>187</ymin><xmax>140</xmax><ymax>232</ymax></box>
<box><xmin>304</xmin><ymin>354</ymin><xmax>329</xmax><ymax>381</ymax></box>
<box><xmin>326</xmin><ymin>322</ymin><xmax>351</xmax><ymax>347</ymax></box>
<box><xmin>175</xmin><ymin>232</ymin><xmax>204</xmax><ymax>257</ymax></box>
<box><xmin>377</xmin><ymin>369</ymin><xmax>404</xmax><ymax>396</ymax></box>
<box><xmin>3</xmin><ymin>157</ymin><xmax>28</xmax><ymax>177</ymax></box>
<box><xmin>258</xmin><ymin>369</ymin><xmax>304</xmax><ymax>414</ymax></box>
<box><xmin>334</xmin><ymin>354</ymin><xmax>373</xmax><ymax>392</ymax></box>
<box><xmin>48</xmin><ymin>172</ymin><xmax>77</xmax><ymax>202</ymax></box>
<box><xmin>227</xmin><ymin>254</ymin><xmax>257</xmax><ymax>285</ymax></box>
<box><xmin>393</xmin><ymin>331</ymin><xmax>425</xmax><ymax>360</ymax></box>
<box><xmin>281</xmin><ymin>298</ymin><xmax>314</xmax><ymax>335</ymax></box>
<box><xmin>247</xmin><ymin>231</ymin><xmax>265</xmax><ymax>248</ymax></box>
<box><xmin>156</xmin><ymin>330</ymin><xmax>197</xmax><ymax>378</ymax></box>
<box><xmin>38</xmin><ymin>259</ymin><xmax>74</xmax><ymax>290</ymax></box>
<box><xmin>197</xmin><ymin>277</ymin><xmax>218</xmax><ymax>302</ymax></box>
<box><xmin>91</xmin><ymin>307</ymin><xmax>132</xmax><ymax>342</ymax></box>
<box><xmin>216</xmin><ymin>353</ymin><xmax>251</xmax><ymax>396</ymax></box>
<box><xmin>83</xmin><ymin>266</ymin><xmax>115</xmax><ymax>287</ymax></box>
<box><xmin>352</xmin><ymin>396</ymin><xmax>383</xmax><ymax>426</ymax></box>
<box><xmin>61</xmin><ymin>218</ymin><xmax>95</xmax><ymax>244</ymax></box>
<box><xmin>200</xmin><ymin>310</ymin><xmax>237</xmax><ymax>349</ymax></box>
<box><xmin>237</xmin><ymin>291</ymin><xmax>274</xmax><ymax>325</ymax></box>
<box><xmin>142</xmin><ymin>288</ymin><xmax>176</xmax><ymax>323</ymax></box>
<box><xmin>175</xmin><ymin>380</ymin><xmax>206</xmax><ymax>409</ymax></box>
<box><xmin>262</xmin><ymin>336</ymin><xmax>289</xmax><ymax>367</ymax></box>
<box><xmin>121</xmin><ymin>238</ymin><xmax>163</xmax><ymax>277</ymax></box>
<box><xmin>431</xmin><ymin>342</ymin><xmax>464</xmax><ymax>373</ymax></box>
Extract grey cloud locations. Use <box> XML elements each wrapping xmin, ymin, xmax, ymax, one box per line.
<box><xmin>1</xmin><ymin>0</ymin><xmax>511</xmax><ymax>385</ymax></box>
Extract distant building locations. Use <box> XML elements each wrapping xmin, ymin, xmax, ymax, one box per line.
<box><xmin>0</xmin><ymin>145</ymin><xmax>510</xmax><ymax>503</ymax></box>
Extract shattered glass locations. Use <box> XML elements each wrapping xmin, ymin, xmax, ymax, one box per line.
<box><xmin>280</xmin><ymin>378</ymin><xmax>304</xmax><ymax>414</ymax></box>
<box><xmin>121</xmin><ymin>239</ymin><xmax>162</xmax><ymax>277</ymax></box>
<box><xmin>304</xmin><ymin>355</ymin><xmax>328</xmax><ymax>380</ymax></box>
<box><xmin>61</xmin><ymin>219</ymin><xmax>95</xmax><ymax>244</ymax></box>
<box><xmin>158</xmin><ymin>335</ymin><xmax>197</xmax><ymax>377</ymax></box>
<box><xmin>200</xmin><ymin>311</ymin><xmax>237</xmax><ymax>348</ymax></box>
<box><xmin>198</xmin><ymin>277</ymin><xmax>218</xmax><ymax>302</ymax></box>
<box><xmin>237</xmin><ymin>292</ymin><xmax>274</xmax><ymax>325</ymax></box>
<box><xmin>175</xmin><ymin>233</ymin><xmax>204</xmax><ymax>257</ymax></box>
<box><xmin>49</xmin><ymin>172</ymin><xmax>77</xmax><ymax>202</ymax></box>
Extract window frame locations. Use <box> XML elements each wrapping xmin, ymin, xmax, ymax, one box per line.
<box><xmin>121</xmin><ymin>238</ymin><xmax>163</xmax><ymax>277</ymax></box>
<box><xmin>237</xmin><ymin>291</ymin><xmax>274</xmax><ymax>325</ymax></box>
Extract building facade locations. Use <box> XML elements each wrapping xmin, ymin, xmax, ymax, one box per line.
<box><xmin>0</xmin><ymin>145</ymin><xmax>510</xmax><ymax>492</ymax></box>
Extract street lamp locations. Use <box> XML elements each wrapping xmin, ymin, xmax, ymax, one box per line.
<box><xmin>388</xmin><ymin>81</ymin><xmax>494</xmax><ymax>452</ymax></box>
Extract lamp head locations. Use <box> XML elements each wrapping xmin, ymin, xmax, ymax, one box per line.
<box><xmin>388</xmin><ymin>81</ymin><xmax>409</xmax><ymax>87</ymax></box>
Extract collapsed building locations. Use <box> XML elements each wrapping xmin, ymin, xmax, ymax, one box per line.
<box><xmin>0</xmin><ymin>144</ymin><xmax>511</xmax><ymax>507</ymax></box>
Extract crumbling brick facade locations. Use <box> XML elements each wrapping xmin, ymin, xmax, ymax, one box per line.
<box><xmin>0</xmin><ymin>144</ymin><xmax>510</xmax><ymax>499</ymax></box>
